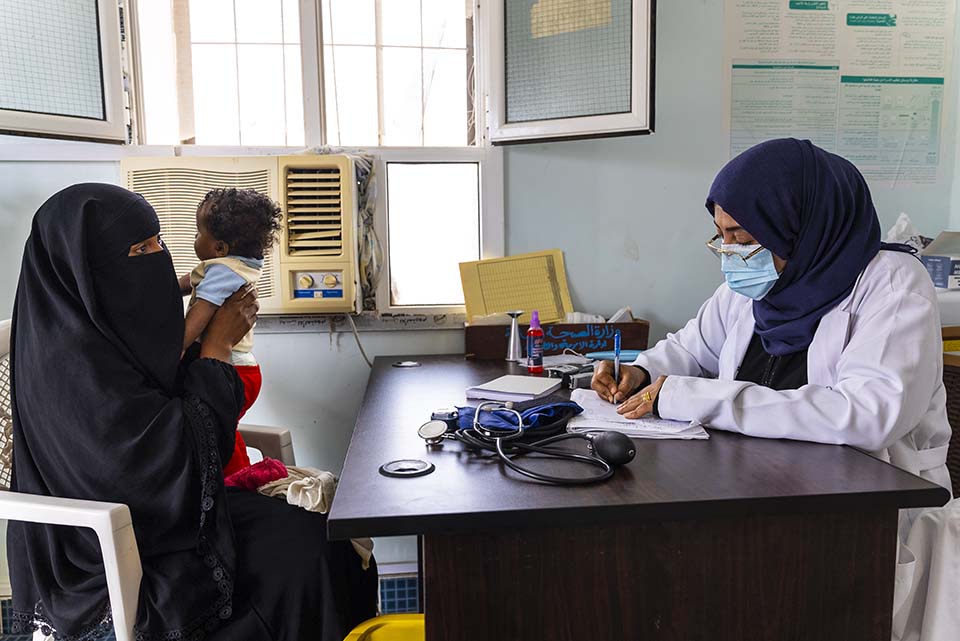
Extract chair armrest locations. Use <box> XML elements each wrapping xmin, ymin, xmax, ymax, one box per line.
<box><xmin>0</xmin><ymin>491</ymin><xmax>131</xmax><ymax>530</ymax></box>
<box><xmin>239</xmin><ymin>424</ymin><xmax>296</xmax><ymax>465</ymax></box>
<box><xmin>0</xmin><ymin>491</ymin><xmax>142</xmax><ymax>641</ymax></box>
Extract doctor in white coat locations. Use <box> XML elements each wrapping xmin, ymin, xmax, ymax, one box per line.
<box><xmin>592</xmin><ymin>138</ymin><xmax>955</xmax><ymax>641</ymax></box>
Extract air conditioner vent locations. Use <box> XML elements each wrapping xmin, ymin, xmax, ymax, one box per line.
<box><xmin>285</xmin><ymin>166</ymin><xmax>343</xmax><ymax>257</ymax></box>
<box><xmin>127</xmin><ymin>168</ymin><xmax>277</xmax><ymax>298</ymax></box>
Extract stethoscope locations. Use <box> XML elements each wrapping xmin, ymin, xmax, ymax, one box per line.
<box><xmin>418</xmin><ymin>401</ymin><xmax>636</xmax><ymax>485</ymax></box>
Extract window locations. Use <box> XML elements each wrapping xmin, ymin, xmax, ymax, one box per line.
<box><xmin>386</xmin><ymin>162</ymin><xmax>480</xmax><ymax>306</ymax></box>
<box><xmin>130</xmin><ymin>0</ymin><xmax>501</xmax><ymax>312</ymax></box>
<box><xmin>321</xmin><ymin>0</ymin><xmax>474</xmax><ymax>147</ymax></box>
<box><xmin>137</xmin><ymin>0</ymin><xmax>304</xmax><ymax>145</ymax></box>
<box><xmin>0</xmin><ymin>0</ymin><xmax>126</xmax><ymax>141</ymax></box>
<box><xmin>486</xmin><ymin>0</ymin><xmax>654</xmax><ymax>143</ymax></box>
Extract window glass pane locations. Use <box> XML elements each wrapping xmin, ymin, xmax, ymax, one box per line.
<box><xmin>421</xmin><ymin>0</ymin><xmax>466</xmax><ymax>48</ymax></box>
<box><xmin>422</xmin><ymin>49</ymin><xmax>467</xmax><ymax>146</ymax></box>
<box><xmin>284</xmin><ymin>45</ymin><xmax>305</xmax><ymax>146</ymax></box>
<box><xmin>314</xmin><ymin>0</ymin><xmax>476</xmax><ymax>148</ymax></box>
<box><xmin>234</xmin><ymin>0</ymin><xmax>284</xmax><ymax>43</ymax></box>
<box><xmin>324</xmin><ymin>0</ymin><xmax>375</xmax><ymax>45</ymax></box>
<box><xmin>139</xmin><ymin>1</ymin><xmax>304</xmax><ymax>146</ymax></box>
<box><xmin>381</xmin><ymin>0</ymin><xmax>422</xmax><ymax>47</ymax></box>
<box><xmin>387</xmin><ymin>163</ymin><xmax>480</xmax><ymax>306</ymax></box>
<box><xmin>0</xmin><ymin>0</ymin><xmax>105</xmax><ymax>120</ymax></box>
<box><xmin>189</xmin><ymin>0</ymin><xmax>236</xmax><ymax>43</ymax></box>
<box><xmin>382</xmin><ymin>47</ymin><xmax>423</xmax><ymax>146</ymax></box>
<box><xmin>282</xmin><ymin>0</ymin><xmax>301</xmax><ymax>43</ymax></box>
<box><xmin>192</xmin><ymin>44</ymin><xmax>240</xmax><ymax>144</ymax></box>
<box><xmin>323</xmin><ymin>45</ymin><xmax>378</xmax><ymax>145</ymax></box>
<box><xmin>237</xmin><ymin>45</ymin><xmax>287</xmax><ymax>145</ymax></box>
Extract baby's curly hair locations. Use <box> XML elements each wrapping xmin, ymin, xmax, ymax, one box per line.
<box><xmin>199</xmin><ymin>188</ymin><xmax>282</xmax><ymax>259</ymax></box>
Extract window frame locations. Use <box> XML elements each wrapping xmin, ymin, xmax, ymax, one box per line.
<box><xmin>485</xmin><ymin>0</ymin><xmax>655</xmax><ymax>144</ymax></box>
<box><xmin>374</xmin><ymin>145</ymin><xmax>504</xmax><ymax>316</ymax></box>
<box><xmin>0</xmin><ymin>0</ymin><xmax>127</xmax><ymax>142</ymax></box>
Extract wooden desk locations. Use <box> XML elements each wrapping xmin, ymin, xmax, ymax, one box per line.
<box><xmin>329</xmin><ymin>355</ymin><xmax>950</xmax><ymax>641</ymax></box>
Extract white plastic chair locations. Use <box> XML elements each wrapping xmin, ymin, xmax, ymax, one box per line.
<box><xmin>0</xmin><ymin>319</ymin><xmax>295</xmax><ymax>640</ymax></box>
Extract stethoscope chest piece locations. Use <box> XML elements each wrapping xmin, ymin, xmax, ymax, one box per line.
<box><xmin>418</xmin><ymin>420</ymin><xmax>448</xmax><ymax>445</ymax></box>
<box><xmin>379</xmin><ymin>459</ymin><xmax>435</xmax><ymax>478</ymax></box>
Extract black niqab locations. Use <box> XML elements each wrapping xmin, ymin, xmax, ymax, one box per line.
<box><xmin>8</xmin><ymin>183</ymin><xmax>242</xmax><ymax>639</ymax></box>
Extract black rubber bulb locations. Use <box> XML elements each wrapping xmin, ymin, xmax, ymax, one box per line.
<box><xmin>592</xmin><ymin>432</ymin><xmax>636</xmax><ymax>465</ymax></box>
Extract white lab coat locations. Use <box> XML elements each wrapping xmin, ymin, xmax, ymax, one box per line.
<box><xmin>633</xmin><ymin>250</ymin><xmax>956</xmax><ymax>640</ymax></box>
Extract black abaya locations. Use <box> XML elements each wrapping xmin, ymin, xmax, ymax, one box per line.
<box><xmin>8</xmin><ymin>184</ymin><xmax>376</xmax><ymax>641</ymax></box>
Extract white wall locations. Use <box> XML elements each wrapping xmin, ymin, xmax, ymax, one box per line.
<box><xmin>0</xmin><ymin>162</ymin><xmax>121</xmax><ymax>314</ymax></box>
<box><xmin>2</xmin><ymin>0</ymin><xmax>959</xmax><ymax>571</ymax></box>
<box><xmin>244</xmin><ymin>330</ymin><xmax>463</xmax><ymax>475</ymax></box>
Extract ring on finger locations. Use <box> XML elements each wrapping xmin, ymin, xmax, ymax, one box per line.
<box><xmin>640</xmin><ymin>391</ymin><xmax>652</xmax><ymax>404</ymax></box>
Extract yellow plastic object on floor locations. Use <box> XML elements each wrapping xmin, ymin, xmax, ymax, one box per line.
<box><xmin>343</xmin><ymin>614</ymin><xmax>425</xmax><ymax>641</ymax></box>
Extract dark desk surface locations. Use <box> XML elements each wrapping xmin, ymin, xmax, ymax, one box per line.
<box><xmin>328</xmin><ymin>355</ymin><xmax>950</xmax><ymax>539</ymax></box>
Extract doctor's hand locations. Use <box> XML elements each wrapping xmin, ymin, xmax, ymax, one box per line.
<box><xmin>616</xmin><ymin>376</ymin><xmax>667</xmax><ymax>419</ymax></box>
<box><xmin>592</xmin><ymin>362</ymin><xmax>647</xmax><ymax>403</ymax></box>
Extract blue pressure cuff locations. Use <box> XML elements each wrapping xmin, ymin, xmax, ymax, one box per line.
<box><xmin>456</xmin><ymin>400</ymin><xmax>583</xmax><ymax>431</ymax></box>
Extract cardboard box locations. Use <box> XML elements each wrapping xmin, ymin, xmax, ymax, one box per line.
<box><xmin>921</xmin><ymin>232</ymin><xmax>960</xmax><ymax>289</ymax></box>
<box><xmin>465</xmin><ymin>320</ymin><xmax>649</xmax><ymax>360</ymax></box>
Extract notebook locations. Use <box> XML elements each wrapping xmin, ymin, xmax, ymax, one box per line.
<box><xmin>567</xmin><ymin>389</ymin><xmax>709</xmax><ymax>440</ymax></box>
<box><xmin>465</xmin><ymin>375</ymin><xmax>561</xmax><ymax>402</ymax></box>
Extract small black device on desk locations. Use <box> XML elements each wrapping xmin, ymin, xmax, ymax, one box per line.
<box><xmin>544</xmin><ymin>362</ymin><xmax>595</xmax><ymax>389</ymax></box>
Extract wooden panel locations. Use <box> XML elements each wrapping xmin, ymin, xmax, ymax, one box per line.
<box><xmin>942</xmin><ymin>325</ymin><xmax>960</xmax><ymax>341</ymax></box>
<box><xmin>327</xmin><ymin>356</ymin><xmax>950</xmax><ymax>539</ymax></box>
<box><xmin>464</xmin><ymin>320</ymin><xmax>649</xmax><ymax>360</ymax></box>
<box><xmin>424</xmin><ymin>510</ymin><xmax>898</xmax><ymax>641</ymax></box>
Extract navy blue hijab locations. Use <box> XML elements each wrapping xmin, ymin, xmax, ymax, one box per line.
<box><xmin>706</xmin><ymin>138</ymin><xmax>886</xmax><ymax>356</ymax></box>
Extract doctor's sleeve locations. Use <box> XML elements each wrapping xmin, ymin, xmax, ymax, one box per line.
<box><xmin>633</xmin><ymin>284</ymin><xmax>731</xmax><ymax>381</ymax></box>
<box><xmin>656</xmin><ymin>291</ymin><xmax>941</xmax><ymax>452</ymax></box>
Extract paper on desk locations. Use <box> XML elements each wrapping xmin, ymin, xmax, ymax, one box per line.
<box><xmin>568</xmin><ymin>389</ymin><xmax>709</xmax><ymax>440</ymax></box>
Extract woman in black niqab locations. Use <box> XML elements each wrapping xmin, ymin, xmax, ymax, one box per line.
<box><xmin>8</xmin><ymin>184</ymin><xmax>377</xmax><ymax>641</ymax></box>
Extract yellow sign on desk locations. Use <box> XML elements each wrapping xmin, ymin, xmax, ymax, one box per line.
<box><xmin>459</xmin><ymin>249</ymin><xmax>574</xmax><ymax>324</ymax></box>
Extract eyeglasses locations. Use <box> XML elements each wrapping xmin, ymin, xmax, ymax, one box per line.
<box><xmin>705</xmin><ymin>234</ymin><xmax>765</xmax><ymax>264</ymax></box>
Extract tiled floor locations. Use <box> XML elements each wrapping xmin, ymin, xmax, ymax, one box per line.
<box><xmin>0</xmin><ymin>576</ymin><xmax>419</xmax><ymax>637</ymax></box>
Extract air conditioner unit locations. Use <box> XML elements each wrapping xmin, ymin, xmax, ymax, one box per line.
<box><xmin>121</xmin><ymin>155</ymin><xmax>361</xmax><ymax>314</ymax></box>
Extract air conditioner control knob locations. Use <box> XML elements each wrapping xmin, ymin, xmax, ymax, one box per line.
<box><xmin>323</xmin><ymin>274</ymin><xmax>339</xmax><ymax>288</ymax></box>
<box><xmin>298</xmin><ymin>274</ymin><xmax>314</xmax><ymax>289</ymax></box>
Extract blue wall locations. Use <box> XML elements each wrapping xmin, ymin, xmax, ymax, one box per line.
<box><xmin>506</xmin><ymin>0</ymin><xmax>960</xmax><ymax>340</ymax></box>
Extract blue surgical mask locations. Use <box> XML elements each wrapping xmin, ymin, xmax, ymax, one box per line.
<box><xmin>721</xmin><ymin>244</ymin><xmax>780</xmax><ymax>300</ymax></box>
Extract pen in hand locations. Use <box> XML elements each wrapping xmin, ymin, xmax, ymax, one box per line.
<box><xmin>612</xmin><ymin>330</ymin><xmax>621</xmax><ymax>404</ymax></box>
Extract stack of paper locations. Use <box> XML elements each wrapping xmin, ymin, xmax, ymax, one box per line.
<box><xmin>567</xmin><ymin>389</ymin><xmax>709</xmax><ymax>440</ymax></box>
<box><xmin>466</xmin><ymin>375</ymin><xmax>561</xmax><ymax>403</ymax></box>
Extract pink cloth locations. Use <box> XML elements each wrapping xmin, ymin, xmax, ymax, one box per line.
<box><xmin>224</xmin><ymin>457</ymin><xmax>287</xmax><ymax>490</ymax></box>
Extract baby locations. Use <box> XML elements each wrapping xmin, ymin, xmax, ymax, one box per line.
<box><xmin>178</xmin><ymin>187</ymin><xmax>282</xmax><ymax>476</ymax></box>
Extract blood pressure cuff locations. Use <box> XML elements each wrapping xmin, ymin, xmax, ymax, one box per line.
<box><xmin>457</xmin><ymin>395</ymin><xmax>583</xmax><ymax>438</ymax></box>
